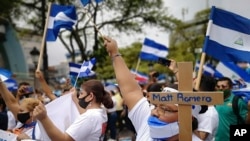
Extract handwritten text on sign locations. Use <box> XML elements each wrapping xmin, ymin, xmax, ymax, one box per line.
<box><xmin>149</xmin><ymin>91</ymin><xmax>223</xmax><ymax>105</ymax></box>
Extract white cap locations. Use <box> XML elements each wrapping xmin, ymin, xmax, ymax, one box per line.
<box><xmin>162</xmin><ymin>87</ymin><xmax>179</xmax><ymax>106</ymax></box>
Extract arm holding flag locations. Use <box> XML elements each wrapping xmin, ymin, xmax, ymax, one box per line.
<box><xmin>103</xmin><ymin>36</ymin><xmax>143</xmax><ymax>110</ymax></box>
<box><xmin>168</xmin><ymin>59</ymin><xmax>179</xmax><ymax>82</ymax></box>
<box><xmin>35</xmin><ymin>70</ymin><xmax>57</xmax><ymax>101</ymax></box>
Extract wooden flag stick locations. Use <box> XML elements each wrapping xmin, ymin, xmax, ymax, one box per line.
<box><xmin>194</xmin><ymin>19</ymin><xmax>212</xmax><ymax>90</ymax></box>
<box><xmin>81</xmin><ymin>8</ymin><xmax>105</xmax><ymax>41</ymax></box>
<box><xmin>194</xmin><ymin>52</ymin><xmax>206</xmax><ymax>90</ymax></box>
<box><xmin>135</xmin><ymin>58</ymin><xmax>141</xmax><ymax>73</ymax></box>
<box><xmin>37</xmin><ymin>2</ymin><xmax>52</xmax><ymax>71</ymax></box>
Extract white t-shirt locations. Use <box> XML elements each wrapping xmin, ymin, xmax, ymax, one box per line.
<box><xmin>107</xmin><ymin>96</ymin><xmax>117</xmax><ymax>113</ymax></box>
<box><xmin>128</xmin><ymin>97</ymin><xmax>152</xmax><ymax>141</ymax></box>
<box><xmin>196</xmin><ymin>106</ymin><xmax>219</xmax><ymax>141</ymax></box>
<box><xmin>7</xmin><ymin>110</ymin><xmax>16</xmax><ymax>130</ymax></box>
<box><xmin>14</xmin><ymin>121</ymin><xmax>34</xmax><ymax>139</ymax></box>
<box><xmin>128</xmin><ymin>97</ymin><xmax>204</xmax><ymax>141</ymax></box>
<box><xmin>66</xmin><ymin>108</ymin><xmax>108</xmax><ymax>141</ymax></box>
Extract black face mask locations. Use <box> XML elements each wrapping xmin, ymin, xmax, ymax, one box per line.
<box><xmin>78</xmin><ymin>94</ymin><xmax>91</xmax><ymax>109</ymax></box>
<box><xmin>17</xmin><ymin>112</ymin><xmax>30</xmax><ymax>124</ymax></box>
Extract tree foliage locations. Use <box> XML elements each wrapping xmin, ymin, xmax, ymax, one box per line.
<box><xmin>168</xmin><ymin>8</ymin><xmax>210</xmax><ymax>63</ymax></box>
<box><xmin>1</xmin><ymin>0</ymin><xmax>180</xmax><ymax>62</ymax></box>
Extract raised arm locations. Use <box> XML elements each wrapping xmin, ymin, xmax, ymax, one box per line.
<box><xmin>35</xmin><ymin>70</ymin><xmax>57</xmax><ymax>101</ymax></box>
<box><xmin>103</xmin><ymin>36</ymin><xmax>143</xmax><ymax>110</ymax></box>
<box><xmin>168</xmin><ymin>59</ymin><xmax>179</xmax><ymax>82</ymax></box>
<box><xmin>0</xmin><ymin>78</ymin><xmax>20</xmax><ymax>119</ymax></box>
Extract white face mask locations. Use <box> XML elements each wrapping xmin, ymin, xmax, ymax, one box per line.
<box><xmin>147</xmin><ymin>116</ymin><xmax>179</xmax><ymax>140</ymax></box>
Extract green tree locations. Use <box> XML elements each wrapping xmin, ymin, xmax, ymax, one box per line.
<box><xmin>168</xmin><ymin>8</ymin><xmax>210</xmax><ymax>62</ymax></box>
<box><xmin>96</xmin><ymin>41</ymin><xmax>172</xmax><ymax>80</ymax></box>
<box><xmin>1</xmin><ymin>0</ymin><xmax>179</xmax><ymax>62</ymax></box>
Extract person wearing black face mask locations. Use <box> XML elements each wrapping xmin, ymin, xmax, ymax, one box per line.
<box><xmin>78</xmin><ymin>92</ymin><xmax>91</xmax><ymax>109</ymax></box>
<box><xmin>17</xmin><ymin>112</ymin><xmax>31</xmax><ymax>124</ymax></box>
<box><xmin>33</xmin><ymin>79</ymin><xmax>114</xmax><ymax>141</ymax></box>
<box><xmin>0</xmin><ymin>77</ymin><xmax>40</xmax><ymax>141</ymax></box>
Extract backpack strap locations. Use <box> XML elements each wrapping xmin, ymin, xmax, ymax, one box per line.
<box><xmin>232</xmin><ymin>95</ymin><xmax>245</xmax><ymax>124</ymax></box>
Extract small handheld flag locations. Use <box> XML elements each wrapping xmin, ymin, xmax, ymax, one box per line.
<box><xmin>69</xmin><ymin>62</ymin><xmax>81</xmax><ymax>76</ymax></box>
<box><xmin>78</xmin><ymin>58</ymin><xmax>96</xmax><ymax>77</ymax></box>
<box><xmin>46</xmin><ymin>4</ymin><xmax>77</xmax><ymax>41</ymax></box>
<box><xmin>79</xmin><ymin>0</ymin><xmax>103</xmax><ymax>7</ymax></box>
<box><xmin>140</xmin><ymin>38</ymin><xmax>168</xmax><ymax>61</ymax></box>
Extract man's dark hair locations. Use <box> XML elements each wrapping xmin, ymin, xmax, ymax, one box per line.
<box><xmin>199</xmin><ymin>75</ymin><xmax>216</xmax><ymax>114</ymax></box>
<box><xmin>216</xmin><ymin>77</ymin><xmax>233</xmax><ymax>88</ymax></box>
<box><xmin>18</xmin><ymin>82</ymin><xmax>30</xmax><ymax>88</ymax></box>
<box><xmin>147</xmin><ymin>83</ymin><xmax>162</xmax><ymax>92</ymax></box>
<box><xmin>200</xmin><ymin>75</ymin><xmax>216</xmax><ymax>91</ymax></box>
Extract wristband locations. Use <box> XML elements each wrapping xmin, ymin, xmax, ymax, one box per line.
<box><xmin>112</xmin><ymin>54</ymin><xmax>122</xmax><ymax>60</ymax></box>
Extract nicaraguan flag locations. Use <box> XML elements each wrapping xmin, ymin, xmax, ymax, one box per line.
<box><xmin>46</xmin><ymin>4</ymin><xmax>77</xmax><ymax>41</ymax></box>
<box><xmin>232</xmin><ymin>87</ymin><xmax>250</xmax><ymax>103</ymax></box>
<box><xmin>0</xmin><ymin>68</ymin><xmax>12</xmax><ymax>82</ymax></box>
<box><xmin>203</xmin><ymin>6</ymin><xmax>250</xmax><ymax>62</ymax></box>
<box><xmin>79</xmin><ymin>0</ymin><xmax>103</xmax><ymax>7</ymax></box>
<box><xmin>215</xmin><ymin>62</ymin><xmax>250</xmax><ymax>86</ymax></box>
<box><xmin>130</xmin><ymin>69</ymin><xmax>149</xmax><ymax>83</ymax></box>
<box><xmin>78</xmin><ymin>58</ymin><xmax>96</xmax><ymax>77</ymax></box>
<box><xmin>69</xmin><ymin>62</ymin><xmax>81</xmax><ymax>76</ymax></box>
<box><xmin>140</xmin><ymin>38</ymin><xmax>168</xmax><ymax>61</ymax></box>
<box><xmin>4</xmin><ymin>78</ymin><xmax>18</xmax><ymax>92</ymax></box>
<box><xmin>195</xmin><ymin>61</ymin><xmax>216</xmax><ymax>77</ymax></box>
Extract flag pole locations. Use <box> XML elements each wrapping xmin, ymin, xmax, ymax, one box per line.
<box><xmin>194</xmin><ymin>52</ymin><xmax>206</xmax><ymax>90</ymax></box>
<box><xmin>135</xmin><ymin>58</ymin><xmax>141</xmax><ymax>73</ymax></box>
<box><xmin>194</xmin><ymin>17</ymin><xmax>212</xmax><ymax>90</ymax></box>
<box><xmin>73</xmin><ymin>73</ymin><xmax>80</xmax><ymax>87</ymax></box>
<box><xmin>37</xmin><ymin>2</ymin><xmax>52</xmax><ymax>71</ymax></box>
<box><xmin>80</xmin><ymin>8</ymin><xmax>105</xmax><ymax>41</ymax></box>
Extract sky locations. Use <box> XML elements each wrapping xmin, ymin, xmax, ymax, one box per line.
<box><xmin>47</xmin><ymin>0</ymin><xmax>250</xmax><ymax>66</ymax></box>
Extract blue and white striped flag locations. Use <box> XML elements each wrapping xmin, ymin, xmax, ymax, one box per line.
<box><xmin>195</xmin><ymin>61</ymin><xmax>216</xmax><ymax>77</ymax></box>
<box><xmin>78</xmin><ymin>58</ymin><xmax>96</xmax><ymax>77</ymax></box>
<box><xmin>0</xmin><ymin>68</ymin><xmax>11</xmax><ymax>82</ymax></box>
<box><xmin>130</xmin><ymin>69</ymin><xmax>149</xmax><ymax>83</ymax></box>
<box><xmin>69</xmin><ymin>58</ymin><xmax>96</xmax><ymax>78</ymax></box>
<box><xmin>203</xmin><ymin>6</ymin><xmax>250</xmax><ymax>62</ymax></box>
<box><xmin>139</xmin><ymin>38</ymin><xmax>168</xmax><ymax>61</ymax></box>
<box><xmin>4</xmin><ymin>78</ymin><xmax>18</xmax><ymax>92</ymax></box>
<box><xmin>215</xmin><ymin>62</ymin><xmax>250</xmax><ymax>86</ymax></box>
<box><xmin>79</xmin><ymin>0</ymin><xmax>103</xmax><ymax>7</ymax></box>
<box><xmin>69</xmin><ymin>62</ymin><xmax>81</xmax><ymax>76</ymax></box>
<box><xmin>46</xmin><ymin>4</ymin><xmax>77</xmax><ymax>41</ymax></box>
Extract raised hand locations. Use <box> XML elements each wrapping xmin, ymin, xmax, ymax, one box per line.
<box><xmin>33</xmin><ymin>102</ymin><xmax>47</xmax><ymax>121</ymax></box>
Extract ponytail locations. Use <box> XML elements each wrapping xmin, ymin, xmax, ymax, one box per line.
<box><xmin>102</xmin><ymin>90</ymin><xmax>114</xmax><ymax>109</ymax></box>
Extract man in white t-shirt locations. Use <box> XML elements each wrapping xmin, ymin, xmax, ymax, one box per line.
<box><xmin>104</xmin><ymin>36</ymin><xmax>203</xmax><ymax>141</ymax></box>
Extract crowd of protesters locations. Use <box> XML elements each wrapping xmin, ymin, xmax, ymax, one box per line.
<box><xmin>0</xmin><ymin>36</ymin><xmax>250</xmax><ymax>141</ymax></box>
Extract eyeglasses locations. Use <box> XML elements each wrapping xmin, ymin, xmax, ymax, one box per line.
<box><xmin>156</xmin><ymin>105</ymin><xmax>178</xmax><ymax>115</ymax></box>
